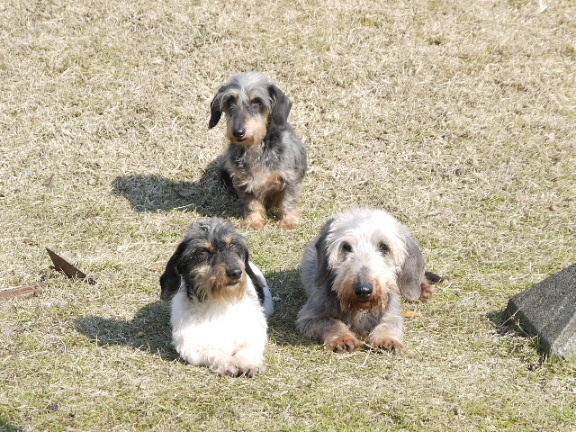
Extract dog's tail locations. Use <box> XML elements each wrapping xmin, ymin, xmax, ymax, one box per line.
<box><xmin>425</xmin><ymin>271</ymin><xmax>442</xmax><ymax>284</ymax></box>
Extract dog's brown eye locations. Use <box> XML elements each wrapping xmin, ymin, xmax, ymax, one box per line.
<box><xmin>378</xmin><ymin>243</ymin><xmax>389</xmax><ymax>254</ymax></box>
<box><xmin>195</xmin><ymin>248</ymin><xmax>210</xmax><ymax>257</ymax></box>
<box><xmin>341</xmin><ymin>242</ymin><xmax>352</xmax><ymax>253</ymax></box>
<box><xmin>250</xmin><ymin>98</ymin><xmax>263</xmax><ymax>110</ymax></box>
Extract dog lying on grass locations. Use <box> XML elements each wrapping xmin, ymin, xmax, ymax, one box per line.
<box><xmin>297</xmin><ymin>208</ymin><xmax>434</xmax><ymax>353</ymax></box>
<box><xmin>160</xmin><ymin>218</ymin><xmax>273</xmax><ymax>376</ymax></box>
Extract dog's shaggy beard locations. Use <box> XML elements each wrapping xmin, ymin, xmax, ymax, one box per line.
<box><xmin>334</xmin><ymin>278</ymin><xmax>388</xmax><ymax>314</ymax></box>
<box><xmin>328</xmin><ymin>240</ymin><xmax>399</xmax><ymax>314</ymax></box>
<box><xmin>191</xmin><ymin>263</ymin><xmax>248</xmax><ymax>304</ymax></box>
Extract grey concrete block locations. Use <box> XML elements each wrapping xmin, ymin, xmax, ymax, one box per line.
<box><xmin>505</xmin><ymin>263</ymin><xmax>576</xmax><ymax>360</ymax></box>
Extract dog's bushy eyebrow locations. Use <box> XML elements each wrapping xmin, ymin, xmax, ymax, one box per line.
<box><xmin>225</xmin><ymin>235</ymin><xmax>248</xmax><ymax>254</ymax></box>
<box><xmin>221</xmin><ymin>90</ymin><xmax>241</xmax><ymax>106</ymax></box>
<box><xmin>221</xmin><ymin>94</ymin><xmax>235</xmax><ymax>106</ymax></box>
<box><xmin>192</xmin><ymin>242</ymin><xmax>215</xmax><ymax>253</ymax></box>
<box><xmin>224</xmin><ymin>235</ymin><xmax>236</xmax><ymax>244</ymax></box>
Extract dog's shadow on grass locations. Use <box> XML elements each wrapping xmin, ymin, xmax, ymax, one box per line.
<box><xmin>74</xmin><ymin>301</ymin><xmax>177</xmax><ymax>360</ymax></box>
<box><xmin>74</xmin><ymin>269</ymin><xmax>314</xmax><ymax>359</ymax></box>
<box><xmin>0</xmin><ymin>418</ymin><xmax>24</xmax><ymax>432</ymax></box>
<box><xmin>111</xmin><ymin>160</ymin><xmax>242</xmax><ymax>218</ymax></box>
<box><xmin>265</xmin><ymin>269</ymin><xmax>316</xmax><ymax>347</ymax></box>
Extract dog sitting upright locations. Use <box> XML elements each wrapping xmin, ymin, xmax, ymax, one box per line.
<box><xmin>209</xmin><ymin>72</ymin><xmax>307</xmax><ymax>229</ymax></box>
<box><xmin>296</xmin><ymin>208</ymin><xmax>433</xmax><ymax>353</ymax></box>
<box><xmin>160</xmin><ymin>218</ymin><xmax>274</xmax><ymax>377</ymax></box>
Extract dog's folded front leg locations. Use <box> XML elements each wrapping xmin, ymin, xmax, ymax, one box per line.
<box><xmin>178</xmin><ymin>347</ymin><xmax>238</xmax><ymax>377</ymax></box>
<box><xmin>297</xmin><ymin>307</ymin><xmax>362</xmax><ymax>352</ymax></box>
<box><xmin>201</xmin><ymin>349</ymin><xmax>249</xmax><ymax>377</ymax></box>
<box><xmin>279</xmin><ymin>211</ymin><xmax>300</xmax><ymax>230</ymax></box>
<box><xmin>208</xmin><ymin>356</ymin><xmax>241</xmax><ymax>377</ymax></box>
<box><xmin>278</xmin><ymin>188</ymin><xmax>301</xmax><ymax>230</ymax></box>
<box><xmin>323</xmin><ymin>319</ymin><xmax>362</xmax><ymax>352</ymax></box>
<box><xmin>231</xmin><ymin>343</ymin><xmax>266</xmax><ymax>377</ymax></box>
<box><xmin>242</xmin><ymin>196</ymin><xmax>266</xmax><ymax>229</ymax></box>
<box><xmin>298</xmin><ymin>316</ymin><xmax>360</xmax><ymax>353</ymax></box>
<box><xmin>369</xmin><ymin>326</ymin><xmax>404</xmax><ymax>353</ymax></box>
<box><xmin>368</xmin><ymin>295</ymin><xmax>405</xmax><ymax>353</ymax></box>
<box><xmin>197</xmin><ymin>345</ymin><xmax>264</xmax><ymax>377</ymax></box>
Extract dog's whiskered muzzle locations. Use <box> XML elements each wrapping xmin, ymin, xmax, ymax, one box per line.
<box><xmin>353</xmin><ymin>281</ymin><xmax>373</xmax><ymax>302</ymax></box>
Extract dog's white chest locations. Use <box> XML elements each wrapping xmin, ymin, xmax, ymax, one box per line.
<box><xmin>170</xmin><ymin>290</ymin><xmax>267</xmax><ymax>364</ymax></box>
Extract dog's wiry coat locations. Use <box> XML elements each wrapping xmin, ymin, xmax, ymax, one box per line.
<box><xmin>160</xmin><ymin>218</ymin><xmax>273</xmax><ymax>376</ymax></box>
<box><xmin>296</xmin><ymin>208</ymin><xmax>432</xmax><ymax>353</ymax></box>
<box><xmin>209</xmin><ymin>72</ymin><xmax>307</xmax><ymax>229</ymax></box>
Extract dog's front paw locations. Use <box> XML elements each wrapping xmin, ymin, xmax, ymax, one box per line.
<box><xmin>233</xmin><ymin>351</ymin><xmax>266</xmax><ymax>377</ymax></box>
<box><xmin>236</xmin><ymin>362</ymin><xmax>266</xmax><ymax>377</ymax></box>
<box><xmin>370</xmin><ymin>336</ymin><xmax>404</xmax><ymax>353</ymax></box>
<box><xmin>325</xmin><ymin>333</ymin><xmax>362</xmax><ymax>353</ymax></box>
<box><xmin>279</xmin><ymin>213</ymin><xmax>300</xmax><ymax>230</ymax></box>
<box><xmin>419</xmin><ymin>281</ymin><xmax>434</xmax><ymax>302</ymax></box>
<box><xmin>211</xmin><ymin>360</ymin><xmax>240</xmax><ymax>377</ymax></box>
<box><xmin>211</xmin><ymin>358</ymin><xmax>265</xmax><ymax>377</ymax></box>
<box><xmin>244</xmin><ymin>213</ymin><xmax>266</xmax><ymax>230</ymax></box>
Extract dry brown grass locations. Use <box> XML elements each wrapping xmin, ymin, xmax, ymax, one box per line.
<box><xmin>1</xmin><ymin>0</ymin><xmax>576</xmax><ymax>431</ymax></box>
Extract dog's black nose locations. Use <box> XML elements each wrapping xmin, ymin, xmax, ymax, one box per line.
<box><xmin>354</xmin><ymin>281</ymin><xmax>373</xmax><ymax>302</ymax></box>
<box><xmin>227</xmin><ymin>267</ymin><xmax>242</xmax><ymax>280</ymax></box>
<box><xmin>232</xmin><ymin>127</ymin><xmax>246</xmax><ymax>140</ymax></box>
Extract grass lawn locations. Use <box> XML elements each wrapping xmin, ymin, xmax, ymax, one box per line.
<box><xmin>1</xmin><ymin>0</ymin><xmax>575</xmax><ymax>430</ymax></box>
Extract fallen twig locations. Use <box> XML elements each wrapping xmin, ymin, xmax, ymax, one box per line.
<box><xmin>0</xmin><ymin>284</ymin><xmax>43</xmax><ymax>301</ymax></box>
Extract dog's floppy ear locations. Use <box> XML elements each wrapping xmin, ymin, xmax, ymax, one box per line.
<box><xmin>208</xmin><ymin>86</ymin><xmax>227</xmax><ymax>129</ymax></box>
<box><xmin>314</xmin><ymin>218</ymin><xmax>334</xmax><ymax>287</ymax></box>
<box><xmin>160</xmin><ymin>240</ymin><xmax>188</xmax><ymax>301</ymax></box>
<box><xmin>245</xmin><ymin>254</ymin><xmax>266</xmax><ymax>305</ymax></box>
<box><xmin>268</xmin><ymin>84</ymin><xmax>292</xmax><ymax>130</ymax></box>
<box><xmin>396</xmin><ymin>234</ymin><xmax>427</xmax><ymax>302</ymax></box>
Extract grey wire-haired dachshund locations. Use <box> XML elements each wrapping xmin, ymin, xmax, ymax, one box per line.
<box><xmin>297</xmin><ymin>208</ymin><xmax>436</xmax><ymax>353</ymax></box>
<box><xmin>209</xmin><ymin>72</ymin><xmax>307</xmax><ymax>229</ymax></box>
